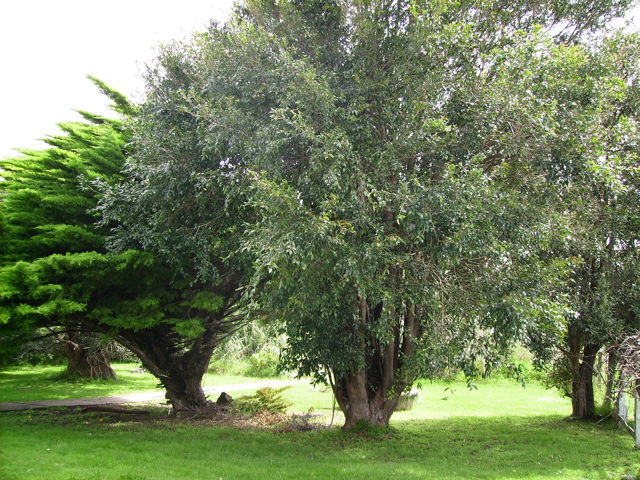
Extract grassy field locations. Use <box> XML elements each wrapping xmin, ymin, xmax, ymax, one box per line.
<box><xmin>0</xmin><ymin>363</ymin><xmax>280</xmax><ymax>402</ymax></box>
<box><xmin>1</xmin><ymin>366</ymin><xmax>639</xmax><ymax>480</ymax></box>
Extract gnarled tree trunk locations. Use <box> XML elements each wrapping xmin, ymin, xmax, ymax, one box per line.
<box><xmin>157</xmin><ymin>359</ymin><xmax>211</xmax><ymax>416</ymax></box>
<box><xmin>115</xmin><ymin>325</ymin><xmax>221</xmax><ymax>417</ymax></box>
<box><xmin>61</xmin><ymin>332</ymin><xmax>117</xmax><ymax>380</ymax></box>
<box><xmin>332</xmin><ymin>369</ymin><xmax>403</xmax><ymax>429</ymax></box>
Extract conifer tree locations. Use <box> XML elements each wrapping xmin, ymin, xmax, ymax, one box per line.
<box><xmin>0</xmin><ymin>76</ymin><xmax>131</xmax><ymax>378</ymax></box>
<box><xmin>1</xmin><ymin>78</ymin><xmax>246</xmax><ymax>411</ymax></box>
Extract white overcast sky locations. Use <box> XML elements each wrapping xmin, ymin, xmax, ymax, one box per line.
<box><xmin>0</xmin><ymin>0</ymin><xmax>236</xmax><ymax>159</ymax></box>
<box><xmin>0</xmin><ymin>1</ymin><xmax>638</xmax><ymax>160</ymax></box>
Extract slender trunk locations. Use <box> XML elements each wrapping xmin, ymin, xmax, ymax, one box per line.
<box><xmin>602</xmin><ymin>347</ymin><xmax>617</xmax><ymax>411</ymax></box>
<box><xmin>570</xmin><ymin>340</ymin><xmax>600</xmax><ymax>419</ymax></box>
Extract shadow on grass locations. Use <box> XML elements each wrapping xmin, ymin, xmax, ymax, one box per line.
<box><xmin>1</xmin><ymin>409</ymin><xmax>638</xmax><ymax>480</ymax></box>
<box><xmin>0</xmin><ymin>364</ymin><xmax>159</xmax><ymax>403</ymax></box>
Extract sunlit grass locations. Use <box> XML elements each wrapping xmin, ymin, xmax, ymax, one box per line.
<box><xmin>0</xmin><ymin>364</ymin><xmax>158</xmax><ymax>402</ymax></box>
<box><xmin>1</xmin><ymin>403</ymin><xmax>638</xmax><ymax>480</ymax></box>
<box><xmin>1</xmin><ymin>366</ymin><xmax>639</xmax><ymax>480</ymax></box>
<box><xmin>0</xmin><ymin>363</ymin><xmax>284</xmax><ymax>403</ymax></box>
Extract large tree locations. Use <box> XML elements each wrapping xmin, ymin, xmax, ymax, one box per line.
<box><xmin>0</xmin><ymin>79</ymin><xmax>244</xmax><ymax>413</ymax></box>
<box><xmin>242</xmin><ymin>0</ymin><xmax>638</xmax><ymax>428</ymax></box>
<box><xmin>0</xmin><ymin>76</ymin><xmax>132</xmax><ymax>378</ymax></box>
<box><xmin>523</xmin><ymin>32</ymin><xmax>640</xmax><ymax>419</ymax></box>
<box><xmin>116</xmin><ymin>0</ymin><xmax>636</xmax><ymax>428</ymax></box>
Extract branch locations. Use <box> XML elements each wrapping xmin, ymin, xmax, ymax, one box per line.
<box><xmin>81</xmin><ymin>406</ymin><xmax>151</xmax><ymax>415</ymax></box>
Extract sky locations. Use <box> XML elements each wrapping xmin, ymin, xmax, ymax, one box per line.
<box><xmin>0</xmin><ymin>1</ymin><xmax>638</xmax><ymax>160</ymax></box>
<box><xmin>0</xmin><ymin>0</ymin><xmax>236</xmax><ymax>159</ymax></box>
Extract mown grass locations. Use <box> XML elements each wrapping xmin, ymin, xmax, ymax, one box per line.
<box><xmin>0</xmin><ymin>363</ymin><xmax>281</xmax><ymax>402</ymax></box>
<box><xmin>0</xmin><ymin>364</ymin><xmax>158</xmax><ymax>402</ymax></box>
<box><xmin>1</xmin><ymin>370</ymin><xmax>639</xmax><ymax>480</ymax></box>
<box><xmin>1</xmin><ymin>405</ymin><xmax>638</xmax><ymax>479</ymax></box>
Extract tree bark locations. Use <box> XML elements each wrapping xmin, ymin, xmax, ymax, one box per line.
<box><xmin>61</xmin><ymin>332</ymin><xmax>117</xmax><ymax>380</ymax></box>
<box><xmin>114</xmin><ymin>326</ymin><xmax>218</xmax><ymax>416</ymax></box>
<box><xmin>332</xmin><ymin>370</ymin><xmax>400</xmax><ymax>429</ymax></box>
<box><xmin>330</xmin><ymin>299</ymin><xmax>416</xmax><ymax>430</ymax></box>
<box><xmin>602</xmin><ymin>347</ymin><xmax>617</xmax><ymax>411</ymax></box>
<box><xmin>569</xmin><ymin>333</ymin><xmax>600</xmax><ymax>420</ymax></box>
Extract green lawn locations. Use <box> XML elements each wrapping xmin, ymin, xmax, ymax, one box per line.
<box><xmin>0</xmin><ymin>363</ymin><xmax>284</xmax><ymax>402</ymax></box>
<box><xmin>1</xmin><ymin>367</ymin><xmax>639</xmax><ymax>480</ymax></box>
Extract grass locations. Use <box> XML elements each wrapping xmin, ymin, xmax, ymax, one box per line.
<box><xmin>277</xmin><ymin>379</ymin><xmax>575</xmax><ymax>425</ymax></box>
<box><xmin>0</xmin><ymin>363</ymin><xmax>284</xmax><ymax>403</ymax></box>
<box><xmin>0</xmin><ymin>364</ymin><xmax>158</xmax><ymax>402</ymax></box>
<box><xmin>1</xmin><ymin>367</ymin><xmax>639</xmax><ymax>479</ymax></box>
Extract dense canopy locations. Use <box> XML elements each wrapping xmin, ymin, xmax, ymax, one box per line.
<box><xmin>0</xmin><ymin>79</ymin><xmax>246</xmax><ymax>413</ymax></box>
<box><xmin>1</xmin><ymin>0</ymin><xmax>639</xmax><ymax>428</ymax></box>
<box><xmin>98</xmin><ymin>0</ymin><xmax>640</xmax><ymax>427</ymax></box>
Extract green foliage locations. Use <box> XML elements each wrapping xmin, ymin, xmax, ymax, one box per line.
<box><xmin>245</xmin><ymin>346</ymin><xmax>281</xmax><ymax>378</ymax></box>
<box><xmin>209</xmin><ymin>322</ymin><xmax>287</xmax><ymax>377</ymax></box>
<box><xmin>0</xmin><ymin>77</ymin><xmax>132</xmax><ymax>266</ymax></box>
<box><xmin>117</xmin><ymin>0</ymin><xmax>640</xmax><ymax>426</ymax></box>
<box><xmin>187</xmin><ymin>291</ymin><xmax>225</xmax><ymax>312</ymax></box>
<box><xmin>0</xmin><ymin>78</ymin><xmax>248</xmax><ymax>409</ymax></box>
<box><xmin>0</xmin><ymin>77</ymin><xmax>133</xmax><ymax>365</ymax></box>
<box><xmin>6</xmin><ymin>333</ymin><xmax>67</xmax><ymax>366</ymax></box>
<box><xmin>539</xmin><ymin>357</ymin><xmax>573</xmax><ymax>398</ymax></box>
<box><xmin>234</xmin><ymin>386</ymin><xmax>292</xmax><ymax>415</ymax></box>
<box><xmin>516</xmin><ymin>32</ymin><xmax>640</xmax><ymax>416</ymax></box>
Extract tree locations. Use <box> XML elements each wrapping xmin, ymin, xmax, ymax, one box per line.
<box><xmin>1</xmin><ymin>249</ymin><xmax>243</xmax><ymax>413</ymax></box>
<box><xmin>93</xmin><ymin>45</ymin><xmax>254</xmax><ymax>416</ymax></box>
<box><xmin>0</xmin><ymin>79</ymin><xmax>244</xmax><ymax>413</ymax></box>
<box><xmin>243</xmin><ymin>1</ymin><xmax>639</xmax><ymax>428</ymax></box>
<box><xmin>0</xmin><ymin>75</ymin><xmax>132</xmax><ymax>379</ymax></box>
<box><xmin>117</xmin><ymin>0</ymin><xmax>635</xmax><ymax>427</ymax></box>
<box><xmin>523</xmin><ymin>32</ymin><xmax>640</xmax><ymax>419</ymax></box>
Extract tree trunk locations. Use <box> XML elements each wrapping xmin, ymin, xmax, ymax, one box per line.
<box><xmin>329</xmin><ymin>299</ymin><xmax>416</xmax><ymax>430</ymax></box>
<box><xmin>115</xmin><ymin>328</ymin><xmax>217</xmax><ymax>417</ymax></box>
<box><xmin>61</xmin><ymin>332</ymin><xmax>117</xmax><ymax>380</ymax></box>
<box><xmin>332</xmin><ymin>370</ymin><xmax>402</xmax><ymax>429</ymax></box>
<box><xmin>158</xmin><ymin>367</ymin><xmax>210</xmax><ymax>417</ymax></box>
<box><xmin>602</xmin><ymin>347</ymin><xmax>617</xmax><ymax>411</ymax></box>
<box><xmin>570</xmin><ymin>340</ymin><xmax>600</xmax><ymax>420</ymax></box>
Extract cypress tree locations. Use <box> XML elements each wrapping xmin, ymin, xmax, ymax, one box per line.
<box><xmin>0</xmin><ymin>77</ymin><xmax>132</xmax><ymax>378</ymax></box>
